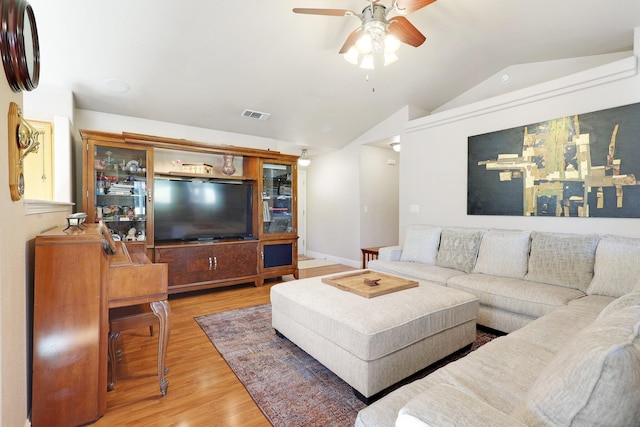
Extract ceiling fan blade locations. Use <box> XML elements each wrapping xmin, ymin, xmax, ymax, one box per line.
<box><xmin>388</xmin><ymin>16</ymin><xmax>426</xmax><ymax>47</ymax></box>
<box><xmin>395</xmin><ymin>0</ymin><xmax>437</xmax><ymax>14</ymax></box>
<box><xmin>339</xmin><ymin>28</ymin><xmax>362</xmax><ymax>54</ymax></box>
<box><xmin>293</xmin><ymin>8</ymin><xmax>355</xmax><ymax>17</ymax></box>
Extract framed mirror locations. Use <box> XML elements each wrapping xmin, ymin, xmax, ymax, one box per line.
<box><xmin>1</xmin><ymin>0</ymin><xmax>40</xmax><ymax>92</ymax></box>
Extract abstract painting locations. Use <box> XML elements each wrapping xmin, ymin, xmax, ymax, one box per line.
<box><xmin>468</xmin><ymin>102</ymin><xmax>640</xmax><ymax>217</ymax></box>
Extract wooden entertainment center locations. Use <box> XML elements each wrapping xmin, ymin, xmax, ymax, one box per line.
<box><xmin>81</xmin><ymin>130</ymin><xmax>299</xmax><ymax>293</ymax></box>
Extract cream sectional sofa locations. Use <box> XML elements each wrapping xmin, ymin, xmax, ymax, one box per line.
<box><xmin>356</xmin><ymin>225</ymin><xmax>640</xmax><ymax>427</ymax></box>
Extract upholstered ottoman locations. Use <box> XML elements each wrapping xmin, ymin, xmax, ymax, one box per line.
<box><xmin>270</xmin><ymin>273</ymin><xmax>479</xmax><ymax>401</ymax></box>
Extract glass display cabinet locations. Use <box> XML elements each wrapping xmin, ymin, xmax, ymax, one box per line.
<box><xmin>261</xmin><ymin>161</ymin><xmax>295</xmax><ymax>235</ymax></box>
<box><xmin>82</xmin><ymin>131</ymin><xmax>154</xmax><ymax>245</ymax></box>
<box><xmin>259</xmin><ymin>160</ymin><xmax>298</xmax><ymax>281</ymax></box>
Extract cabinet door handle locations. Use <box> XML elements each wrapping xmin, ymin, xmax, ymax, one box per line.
<box><xmin>209</xmin><ymin>256</ymin><xmax>213</xmax><ymax>270</ymax></box>
<box><xmin>213</xmin><ymin>256</ymin><xmax>218</xmax><ymax>270</ymax></box>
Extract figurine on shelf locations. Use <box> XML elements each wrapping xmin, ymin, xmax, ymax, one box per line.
<box><xmin>125</xmin><ymin>227</ymin><xmax>137</xmax><ymax>241</ymax></box>
<box><xmin>171</xmin><ymin>160</ymin><xmax>182</xmax><ymax>171</ymax></box>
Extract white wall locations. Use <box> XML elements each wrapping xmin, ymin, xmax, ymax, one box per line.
<box><xmin>360</xmin><ymin>145</ymin><xmax>399</xmax><ymax>248</ymax></box>
<box><xmin>306</xmin><ymin>107</ymin><xmax>410</xmax><ymax>265</ymax></box>
<box><xmin>306</xmin><ymin>142</ymin><xmax>361</xmax><ymax>265</ymax></box>
<box><xmin>398</xmin><ymin>55</ymin><xmax>640</xmax><ymax>242</ymax></box>
<box><xmin>74</xmin><ymin>110</ymin><xmax>288</xmax><ymax>152</ymax></box>
<box><xmin>1</xmin><ymin>84</ymin><xmax>70</xmax><ymax>426</ymax></box>
<box><xmin>23</xmin><ymin>86</ymin><xmax>74</xmax><ymax>202</ymax></box>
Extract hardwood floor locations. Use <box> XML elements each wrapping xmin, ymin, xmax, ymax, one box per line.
<box><xmin>93</xmin><ymin>263</ymin><xmax>355</xmax><ymax>426</ymax></box>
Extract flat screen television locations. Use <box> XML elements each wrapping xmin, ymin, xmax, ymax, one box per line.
<box><xmin>153</xmin><ymin>178</ymin><xmax>254</xmax><ymax>242</ymax></box>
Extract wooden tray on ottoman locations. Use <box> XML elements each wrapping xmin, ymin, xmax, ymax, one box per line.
<box><xmin>321</xmin><ymin>270</ymin><xmax>418</xmax><ymax>298</ymax></box>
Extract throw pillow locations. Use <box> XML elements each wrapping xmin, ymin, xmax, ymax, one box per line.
<box><xmin>435</xmin><ymin>227</ymin><xmax>484</xmax><ymax>273</ymax></box>
<box><xmin>525</xmin><ymin>231</ymin><xmax>599</xmax><ymax>292</ymax></box>
<box><xmin>597</xmin><ymin>292</ymin><xmax>640</xmax><ymax>320</ymax></box>
<box><xmin>587</xmin><ymin>235</ymin><xmax>640</xmax><ymax>297</ymax></box>
<box><xmin>512</xmin><ymin>305</ymin><xmax>640</xmax><ymax>427</ymax></box>
<box><xmin>473</xmin><ymin>229</ymin><xmax>531</xmax><ymax>279</ymax></box>
<box><xmin>399</xmin><ymin>225</ymin><xmax>442</xmax><ymax>264</ymax></box>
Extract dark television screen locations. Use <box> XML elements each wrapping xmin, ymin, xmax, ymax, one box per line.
<box><xmin>154</xmin><ymin>178</ymin><xmax>253</xmax><ymax>242</ymax></box>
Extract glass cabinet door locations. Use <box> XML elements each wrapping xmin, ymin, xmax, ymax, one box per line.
<box><xmin>91</xmin><ymin>144</ymin><xmax>150</xmax><ymax>243</ymax></box>
<box><xmin>261</xmin><ymin>162</ymin><xmax>294</xmax><ymax>235</ymax></box>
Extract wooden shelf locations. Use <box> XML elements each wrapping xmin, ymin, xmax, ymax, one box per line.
<box><xmin>154</xmin><ymin>171</ymin><xmax>248</xmax><ymax>181</ymax></box>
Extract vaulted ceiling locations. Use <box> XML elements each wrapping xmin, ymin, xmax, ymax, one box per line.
<box><xmin>27</xmin><ymin>0</ymin><xmax>640</xmax><ymax>153</ymax></box>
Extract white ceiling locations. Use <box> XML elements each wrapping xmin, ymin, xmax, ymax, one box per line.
<box><xmin>27</xmin><ymin>0</ymin><xmax>640</xmax><ymax>154</ymax></box>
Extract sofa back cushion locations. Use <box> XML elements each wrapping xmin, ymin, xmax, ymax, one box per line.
<box><xmin>587</xmin><ymin>235</ymin><xmax>640</xmax><ymax>298</ymax></box>
<box><xmin>512</xmin><ymin>304</ymin><xmax>640</xmax><ymax>427</ymax></box>
<box><xmin>400</xmin><ymin>225</ymin><xmax>442</xmax><ymax>264</ymax></box>
<box><xmin>473</xmin><ymin>229</ymin><xmax>531</xmax><ymax>279</ymax></box>
<box><xmin>525</xmin><ymin>231</ymin><xmax>599</xmax><ymax>292</ymax></box>
<box><xmin>435</xmin><ymin>227</ymin><xmax>484</xmax><ymax>273</ymax></box>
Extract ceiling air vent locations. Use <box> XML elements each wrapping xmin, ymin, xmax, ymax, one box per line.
<box><xmin>241</xmin><ymin>109</ymin><xmax>271</xmax><ymax>121</ymax></box>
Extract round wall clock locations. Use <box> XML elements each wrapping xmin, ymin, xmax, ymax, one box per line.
<box><xmin>0</xmin><ymin>0</ymin><xmax>40</xmax><ymax>92</ymax></box>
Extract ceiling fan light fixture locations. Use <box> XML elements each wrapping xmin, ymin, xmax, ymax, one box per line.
<box><xmin>384</xmin><ymin>34</ymin><xmax>401</xmax><ymax>54</ymax></box>
<box><xmin>343</xmin><ymin>25</ymin><xmax>401</xmax><ymax>69</ymax></box>
<box><xmin>356</xmin><ymin>33</ymin><xmax>373</xmax><ymax>54</ymax></box>
<box><xmin>294</xmin><ymin>0</ymin><xmax>434</xmax><ymax>70</ymax></box>
<box><xmin>344</xmin><ymin>47</ymin><xmax>360</xmax><ymax>65</ymax></box>
<box><xmin>384</xmin><ymin>53</ymin><xmax>399</xmax><ymax>66</ymax></box>
<box><xmin>359</xmin><ymin>54</ymin><xmax>375</xmax><ymax>70</ymax></box>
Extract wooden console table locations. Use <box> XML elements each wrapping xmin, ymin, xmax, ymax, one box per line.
<box><xmin>361</xmin><ymin>246</ymin><xmax>383</xmax><ymax>269</ymax></box>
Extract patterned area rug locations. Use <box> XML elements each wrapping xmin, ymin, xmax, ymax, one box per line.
<box><xmin>196</xmin><ymin>303</ymin><xmax>499</xmax><ymax>427</ymax></box>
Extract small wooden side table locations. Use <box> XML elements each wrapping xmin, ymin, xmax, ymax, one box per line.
<box><xmin>361</xmin><ymin>246</ymin><xmax>383</xmax><ymax>269</ymax></box>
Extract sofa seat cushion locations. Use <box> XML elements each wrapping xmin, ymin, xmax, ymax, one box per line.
<box><xmin>588</xmin><ymin>235</ymin><xmax>640</xmax><ymax>297</ymax></box>
<box><xmin>415</xmin><ymin>335</ymin><xmax>555</xmax><ymax>414</ymax></box>
<box><xmin>355</xmin><ymin>334</ymin><xmax>554</xmax><ymax>427</ymax></box>
<box><xmin>355</xmin><ymin>373</ymin><xmax>433</xmax><ymax>427</ymax></box>
<box><xmin>525</xmin><ymin>231</ymin><xmax>599</xmax><ymax>292</ymax></box>
<box><xmin>368</xmin><ymin>260</ymin><xmax>466</xmax><ymax>285</ymax></box>
<box><xmin>513</xmin><ymin>304</ymin><xmax>640</xmax><ymax>427</ymax></box>
<box><xmin>397</xmin><ymin>383</ymin><xmax>527</xmax><ymax>427</ymax></box>
<box><xmin>395</xmin><ymin>384</ymin><xmax>526</xmax><ymax>427</ymax></box>
<box><xmin>474</xmin><ymin>229</ymin><xmax>531</xmax><ymax>279</ymax></box>
<box><xmin>270</xmin><ymin>278</ymin><xmax>478</xmax><ymax>361</ymax></box>
<box><xmin>399</xmin><ymin>225</ymin><xmax>442</xmax><ymax>264</ymax></box>
<box><xmin>567</xmin><ymin>294</ymin><xmax>615</xmax><ymax>310</ymax></box>
<box><xmin>508</xmin><ymin>303</ymin><xmax>602</xmax><ymax>354</ymax></box>
<box><xmin>447</xmin><ymin>274</ymin><xmax>585</xmax><ymax>320</ymax></box>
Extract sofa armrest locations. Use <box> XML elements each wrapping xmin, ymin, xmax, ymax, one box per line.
<box><xmin>378</xmin><ymin>246</ymin><xmax>403</xmax><ymax>262</ymax></box>
<box><xmin>396</xmin><ymin>384</ymin><xmax>526</xmax><ymax>427</ymax></box>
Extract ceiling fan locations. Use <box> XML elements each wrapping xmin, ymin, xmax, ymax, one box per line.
<box><xmin>293</xmin><ymin>0</ymin><xmax>437</xmax><ymax>68</ymax></box>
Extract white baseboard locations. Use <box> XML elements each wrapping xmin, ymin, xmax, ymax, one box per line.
<box><xmin>304</xmin><ymin>251</ymin><xmax>360</xmax><ymax>269</ymax></box>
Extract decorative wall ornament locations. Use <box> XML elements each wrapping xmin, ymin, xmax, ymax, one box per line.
<box><xmin>468</xmin><ymin>102</ymin><xmax>640</xmax><ymax>218</ymax></box>
<box><xmin>0</xmin><ymin>0</ymin><xmax>40</xmax><ymax>92</ymax></box>
<box><xmin>221</xmin><ymin>154</ymin><xmax>236</xmax><ymax>176</ymax></box>
<box><xmin>8</xmin><ymin>101</ymin><xmax>42</xmax><ymax>200</ymax></box>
